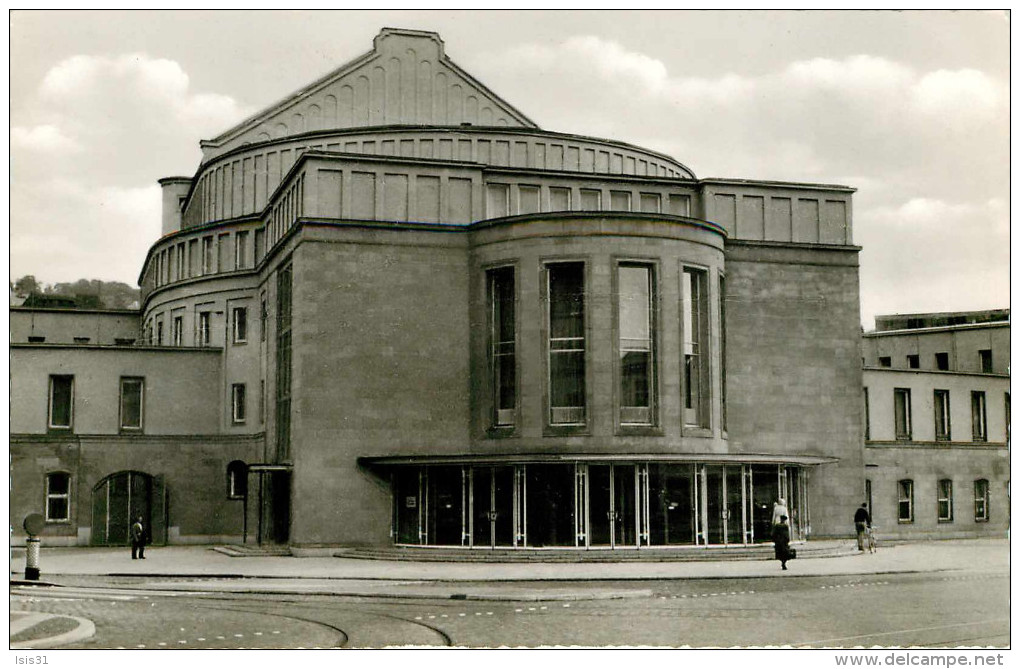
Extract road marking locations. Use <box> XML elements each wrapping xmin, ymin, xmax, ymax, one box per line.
<box><xmin>794</xmin><ymin>618</ymin><xmax>1009</xmax><ymax>646</ymax></box>
<box><xmin>197</xmin><ymin>638</ymin><xmax>206</xmax><ymax>641</ymax></box>
<box><xmin>158</xmin><ymin>642</ymin><xmax>167</xmax><ymax>646</ymax></box>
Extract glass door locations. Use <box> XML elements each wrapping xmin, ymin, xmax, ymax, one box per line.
<box><xmin>704</xmin><ymin>465</ymin><xmax>725</xmax><ymax>544</ymax></box>
<box><xmin>471</xmin><ymin>466</ymin><xmax>517</xmax><ymax>548</ymax></box>
<box><xmin>725</xmin><ymin>466</ymin><xmax>745</xmax><ymax>544</ymax></box>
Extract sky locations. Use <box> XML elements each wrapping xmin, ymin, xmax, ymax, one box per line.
<box><xmin>9</xmin><ymin>10</ymin><xmax>1010</xmax><ymax>328</ymax></box>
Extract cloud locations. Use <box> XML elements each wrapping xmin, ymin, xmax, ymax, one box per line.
<box><xmin>11</xmin><ymin>53</ymin><xmax>253</xmax><ymax>285</ymax></box>
<box><xmin>10</xmin><ymin>124</ymin><xmax>80</xmax><ymax>152</ymax></box>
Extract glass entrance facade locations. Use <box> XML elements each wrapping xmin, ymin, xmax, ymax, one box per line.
<box><xmin>392</xmin><ymin>462</ymin><xmax>808</xmax><ymax>548</ymax></box>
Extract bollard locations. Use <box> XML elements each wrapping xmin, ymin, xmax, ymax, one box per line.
<box><xmin>25</xmin><ymin>537</ymin><xmax>41</xmax><ymax>580</ymax></box>
<box><xmin>23</xmin><ymin>513</ymin><xmax>45</xmax><ymax>581</ymax></box>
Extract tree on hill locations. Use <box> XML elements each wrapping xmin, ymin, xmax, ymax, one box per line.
<box><xmin>12</xmin><ymin>275</ymin><xmax>140</xmax><ymax>309</ymax></box>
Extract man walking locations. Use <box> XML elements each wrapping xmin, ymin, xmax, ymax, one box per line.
<box><xmin>131</xmin><ymin>515</ymin><xmax>146</xmax><ymax>559</ymax></box>
<box><xmin>853</xmin><ymin>503</ymin><xmax>871</xmax><ymax>552</ymax></box>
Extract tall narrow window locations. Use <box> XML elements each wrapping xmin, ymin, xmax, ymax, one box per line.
<box><xmin>548</xmin><ymin>262</ymin><xmax>585</xmax><ymax>425</ymax></box>
<box><xmin>979</xmin><ymin>349</ymin><xmax>992</xmax><ymax>373</ymax></box>
<box><xmin>198</xmin><ymin>312</ymin><xmax>211</xmax><ymax>347</ymax></box>
<box><xmin>119</xmin><ymin>377</ymin><xmax>144</xmax><ymax>431</ymax></box>
<box><xmin>719</xmin><ymin>274</ymin><xmax>727</xmax><ymax>432</ymax></box>
<box><xmin>894</xmin><ymin>388</ymin><xmax>912</xmax><ymax>440</ymax></box>
<box><xmin>276</xmin><ymin>264</ymin><xmax>293</xmax><ymax>459</ymax></box>
<box><xmin>863</xmin><ymin>387</ymin><xmax>870</xmax><ymax>441</ymax></box>
<box><xmin>232</xmin><ymin>307</ymin><xmax>248</xmax><ymax>344</ymax></box>
<box><xmin>235</xmin><ymin>230</ymin><xmax>250</xmax><ymax>269</ymax></box>
<box><xmin>486</xmin><ymin>183</ymin><xmax>510</xmax><ymax>218</ymax></box>
<box><xmin>48</xmin><ymin>375</ymin><xmax>73</xmax><ymax>430</ymax></box>
<box><xmin>618</xmin><ymin>264</ymin><xmax>653</xmax><ymax>425</ymax></box>
<box><xmin>907</xmin><ymin>354</ymin><xmax>919</xmax><ymax>369</ymax></box>
<box><xmin>865</xmin><ymin>479</ymin><xmax>873</xmax><ymax>522</ymax></box>
<box><xmin>683</xmin><ymin>268</ymin><xmax>709</xmax><ymax>428</ymax></box>
<box><xmin>1005</xmin><ymin>393</ymin><xmax>1010</xmax><ymax>446</ymax></box>
<box><xmin>202</xmin><ymin>236</ymin><xmax>214</xmax><ymax>274</ymax></box>
<box><xmin>897</xmin><ymin>480</ymin><xmax>913</xmax><ymax>523</ymax></box>
<box><xmin>971</xmin><ymin>391</ymin><xmax>987</xmax><ymax>442</ymax></box>
<box><xmin>232</xmin><ymin>383</ymin><xmax>247</xmax><ymax>423</ymax></box>
<box><xmin>934</xmin><ymin>389</ymin><xmax>951</xmax><ymax>441</ymax></box>
<box><xmin>488</xmin><ymin>267</ymin><xmax>516</xmax><ymax>428</ymax></box>
<box><xmin>935</xmin><ymin>352</ymin><xmax>949</xmax><ymax>371</ymax></box>
<box><xmin>937</xmin><ymin>479</ymin><xmax>953</xmax><ymax>522</ymax></box>
<box><xmin>156</xmin><ymin>320</ymin><xmax>164</xmax><ymax>346</ymax></box>
<box><xmin>260</xmin><ymin>294</ymin><xmax>268</xmax><ymax>342</ymax></box>
<box><xmin>172</xmin><ymin>315</ymin><xmax>183</xmax><ymax>346</ymax></box>
<box><xmin>45</xmin><ymin>472</ymin><xmax>70</xmax><ymax>522</ymax></box>
<box><xmin>974</xmin><ymin>479</ymin><xmax>989</xmax><ymax>522</ymax></box>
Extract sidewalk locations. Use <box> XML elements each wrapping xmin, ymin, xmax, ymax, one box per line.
<box><xmin>10</xmin><ymin>538</ymin><xmax>1007</xmax><ymax>583</ymax></box>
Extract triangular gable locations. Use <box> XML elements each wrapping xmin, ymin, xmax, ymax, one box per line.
<box><xmin>202</xmin><ymin>28</ymin><xmax>538</xmax><ymax>157</ymax></box>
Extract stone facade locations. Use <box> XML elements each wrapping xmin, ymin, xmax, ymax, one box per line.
<box><xmin>12</xmin><ymin>28</ymin><xmax>890</xmax><ymax>550</ymax></box>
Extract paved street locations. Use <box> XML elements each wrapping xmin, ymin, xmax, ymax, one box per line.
<box><xmin>9</xmin><ymin>539</ymin><xmax>1009</xmax><ymax>648</ymax></box>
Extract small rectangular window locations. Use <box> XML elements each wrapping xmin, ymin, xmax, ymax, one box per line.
<box><xmin>232</xmin><ymin>383</ymin><xmax>247</xmax><ymax>423</ymax></box>
<box><xmin>639</xmin><ymin>193</ymin><xmax>661</xmax><ymax>213</ymax></box>
<box><xmin>518</xmin><ymin>185</ymin><xmax>540</xmax><ymax>215</ymax></box>
<box><xmin>549</xmin><ymin>187</ymin><xmax>571</xmax><ymax>211</ymax></box>
<box><xmin>971</xmin><ymin>391</ymin><xmax>987</xmax><ymax>442</ymax></box>
<box><xmin>619</xmin><ymin>263</ymin><xmax>654</xmax><ymax>425</ymax></box>
<box><xmin>897</xmin><ymin>480</ymin><xmax>913</xmax><ymax>523</ymax></box>
<box><xmin>489</xmin><ymin>266</ymin><xmax>516</xmax><ymax>428</ymax></box>
<box><xmin>28</xmin><ymin>336</ymin><xmax>45</xmax><ymax>343</ymax></box>
<box><xmin>974</xmin><ymin>479</ymin><xmax>989</xmax><ymax>522</ymax></box>
<box><xmin>48</xmin><ymin>375</ymin><xmax>73</xmax><ymax>430</ymax></box>
<box><xmin>979</xmin><ymin>349</ymin><xmax>992</xmax><ymax>374</ymax></box>
<box><xmin>232</xmin><ymin>307</ymin><xmax>248</xmax><ymax>344</ymax></box>
<box><xmin>609</xmin><ymin>190</ymin><xmax>632</xmax><ymax>211</ymax></box>
<box><xmin>45</xmin><ymin>472</ymin><xmax>70</xmax><ymax>522</ymax></box>
<box><xmin>937</xmin><ymin>479</ymin><xmax>953</xmax><ymax>522</ymax></box>
<box><xmin>934</xmin><ymin>389</ymin><xmax>951</xmax><ymax>441</ymax></box>
<box><xmin>547</xmin><ymin>262</ymin><xmax>586</xmax><ymax>426</ymax></box>
<box><xmin>907</xmin><ymin>354</ymin><xmax>919</xmax><ymax>369</ymax></box>
<box><xmin>120</xmin><ymin>377</ymin><xmax>144</xmax><ymax>431</ymax></box>
<box><xmin>486</xmin><ymin>183</ymin><xmax>510</xmax><ymax>218</ymax></box>
<box><xmin>73</xmin><ymin>337</ymin><xmax>90</xmax><ymax>344</ymax></box>
<box><xmin>935</xmin><ymin>352</ymin><xmax>949</xmax><ymax>371</ymax></box>
<box><xmin>579</xmin><ymin>189</ymin><xmax>601</xmax><ymax>210</ymax></box>
<box><xmin>894</xmin><ymin>388</ymin><xmax>912</xmax><ymax>440</ymax></box>
<box><xmin>879</xmin><ymin>356</ymin><xmax>891</xmax><ymax>367</ymax></box>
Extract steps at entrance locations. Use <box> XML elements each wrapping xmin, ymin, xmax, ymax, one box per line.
<box><xmin>212</xmin><ymin>545</ymin><xmax>292</xmax><ymax>557</ymax></box>
<box><xmin>340</xmin><ymin>542</ymin><xmax>857</xmax><ymax>563</ymax></box>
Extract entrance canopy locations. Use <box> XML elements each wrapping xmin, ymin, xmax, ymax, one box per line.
<box><xmin>359</xmin><ymin>452</ymin><xmax>838</xmax><ymax>468</ymax></box>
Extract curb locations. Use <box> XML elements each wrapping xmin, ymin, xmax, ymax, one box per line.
<box><xmin>10</xmin><ymin>613</ymin><xmax>96</xmax><ymax>650</ymax></box>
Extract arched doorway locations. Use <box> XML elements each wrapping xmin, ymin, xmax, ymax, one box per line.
<box><xmin>91</xmin><ymin>471</ymin><xmax>166</xmax><ymax>546</ymax></box>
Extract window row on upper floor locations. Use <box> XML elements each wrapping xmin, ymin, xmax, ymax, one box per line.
<box><xmin>143</xmin><ymin>300</ymin><xmax>265</xmax><ymax>349</ymax></box>
<box><xmin>881</xmin><ymin>478</ymin><xmax>993</xmax><ymax>525</ymax></box>
<box><xmin>874</xmin><ymin>348</ymin><xmax>998</xmax><ymax>374</ymax></box>
<box><xmin>864</xmin><ymin>386</ymin><xmax>1009</xmax><ymax>444</ymax></box>
<box><xmin>149</xmin><ymin>227</ymin><xmax>259</xmax><ymax>290</ymax></box>
<box><xmin>484</xmin><ymin>261</ymin><xmax>726</xmax><ymax>436</ymax></box>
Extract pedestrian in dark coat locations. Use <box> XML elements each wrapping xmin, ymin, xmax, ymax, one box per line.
<box><xmin>772</xmin><ymin>515</ymin><xmax>793</xmax><ymax>570</ymax></box>
<box><xmin>854</xmin><ymin>503</ymin><xmax>871</xmax><ymax>551</ymax></box>
<box><xmin>131</xmin><ymin>516</ymin><xmax>146</xmax><ymax>559</ymax></box>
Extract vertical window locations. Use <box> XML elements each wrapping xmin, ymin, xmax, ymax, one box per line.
<box><xmin>260</xmin><ymin>294</ymin><xmax>268</xmax><ymax>342</ymax></box>
<box><xmin>865</xmin><ymin>479</ymin><xmax>873</xmax><ymax>522</ymax></box>
<box><xmin>45</xmin><ymin>472</ymin><xmax>70</xmax><ymax>522</ymax></box>
<box><xmin>863</xmin><ymin>387</ymin><xmax>870</xmax><ymax>441</ymax></box>
<box><xmin>259</xmin><ymin>379</ymin><xmax>266</xmax><ymax>425</ymax></box>
<box><xmin>119</xmin><ymin>377</ymin><xmax>144</xmax><ymax>431</ymax></box>
<box><xmin>232</xmin><ymin>383</ymin><xmax>247</xmax><ymax>423</ymax></box>
<box><xmin>719</xmin><ymin>274</ymin><xmax>727</xmax><ymax>432</ymax></box>
<box><xmin>935</xmin><ymin>352</ymin><xmax>949</xmax><ymax>371</ymax></box>
<box><xmin>979</xmin><ymin>349</ymin><xmax>992</xmax><ymax>374</ymax></box>
<box><xmin>198</xmin><ymin>312</ymin><xmax>211</xmax><ymax>347</ymax></box>
<box><xmin>518</xmin><ymin>185</ymin><xmax>540</xmax><ymax>215</ymax></box>
<box><xmin>897</xmin><ymin>480</ymin><xmax>913</xmax><ymax>523</ymax></box>
<box><xmin>488</xmin><ymin>267</ymin><xmax>516</xmax><ymax>428</ymax></box>
<box><xmin>232</xmin><ymin>307</ymin><xmax>248</xmax><ymax>344</ymax></box>
<box><xmin>227</xmin><ymin>461</ymin><xmax>248</xmax><ymax>499</ymax></box>
<box><xmin>547</xmin><ymin>262</ymin><xmax>586</xmax><ymax>425</ymax></box>
<box><xmin>549</xmin><ymin>187</ymin><xmax>571</xmax><ymax>211</ymax></box>
<box><xmin>156</xmin><ymin>320</ymin><xmax>164</xmax><ymax>346</ymax></box>
<box><xmin>974</xmin><ymin>479</ymin><xmax>989</xmax><ymax>522</ymax></box>
<box><xmin>934</xmin><ymin>389</ymin><xmax>951</xmax><ymax>441</ymax></box>
<box><xmin>235</xmin><ymin>230</ymin><xmax>250</xmax><ymax>269</ymax></box>
<box><xmin>937</xmin><ymin>479</ymin><xmax>953</xmax><ymax>522</ymax></box>
<box><xmin>202</xmin><ymin>236</ymin><xmax>214</xmax><ymax>274</ymax></box>
<box><xmin>609</xmin><ymin>190</ymin><xmax>631</xmax><ymax>211</ymax></box>
<box><xmin>618</xmin><ymin>263</ymin><xmax>654</xmax><ymax>425</ymax></box>
<box><xmin>276</xmin><ymin>264</ymin><xmax>293</xmax><ymax>459</ymax></box>
<box><xmin>894</xmin><ymin>388</ymin><xmax>912</xmax><ymax>440</ymax></box>
<box><xmin>971</xmin><ymin>391</ymin><xmax>987</xmax><ymax>442</ymax></box>
<box><xmin>48</xmin><ymin>375</ymin><xmax>73</xmax><ymax>430</ymax></box>
<box><xmin>640</xmin><ymin>193</ymin><xmax>661</xmax><ymax>213</ymax></box>
<box><xmin>172</xmin><ymin>315</ymin><xmax>183</xmax><ymax>346</ymax></box>
<box><xmin>879</xmin><ymin>356</ymin><xmax>891</xmax><ymax>367</ymax></box>
<box><xmin>682</xmin><ymin>268</ymin><xmax>709</xmax><ymax>428</ymax></box>
<box><xmin>907</xmin><ymin>354</ymin><xmax>919</xmax><ymax>369</ymax></box>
